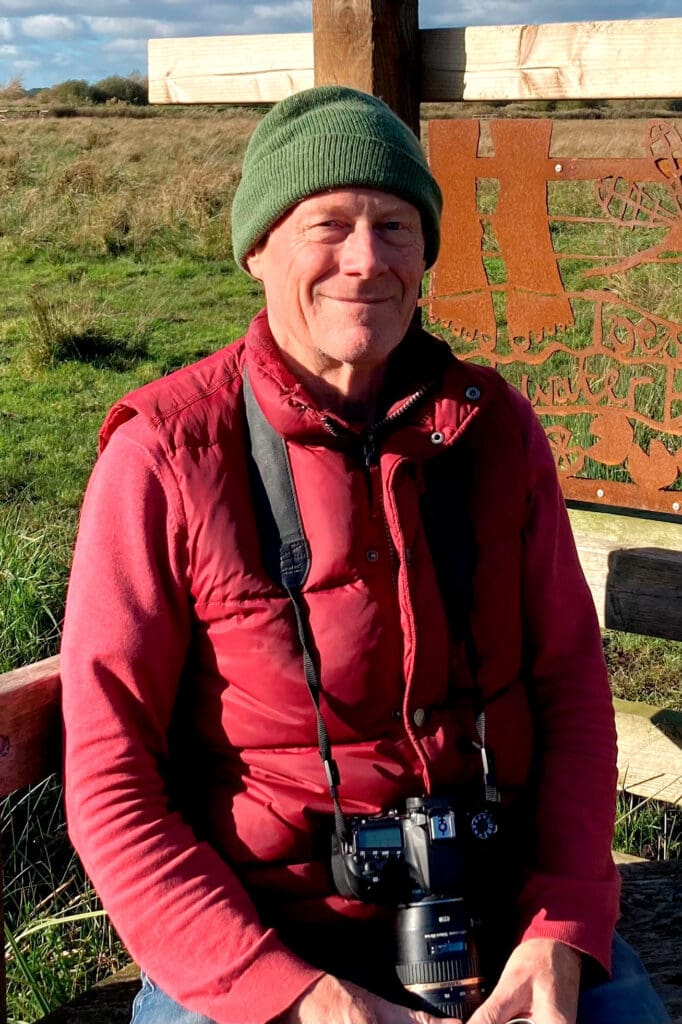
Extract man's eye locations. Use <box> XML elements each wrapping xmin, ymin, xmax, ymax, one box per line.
<box><xmin>383</xmin><ymin>221</ymin><xmax>403</xmax><ymax>231</ymax></box>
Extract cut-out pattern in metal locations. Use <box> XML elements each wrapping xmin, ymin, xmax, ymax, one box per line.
<box><xmin>427</xmin><ymin>118</ymin><xmax>682</xmax><ymax>516</ymax></box>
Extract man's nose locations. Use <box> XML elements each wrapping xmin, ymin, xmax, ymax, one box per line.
<box><xmin>339</xmin><ymin>225</ymin><xmax>387</xmax><ymax>275</ymax></box>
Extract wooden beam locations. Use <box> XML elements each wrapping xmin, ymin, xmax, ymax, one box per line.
<box><xmin>0</xmin><ymin>830</ymin><xmax>4</xmax><ymax>1024</ymax></box>
<box><xmin>312</xmin><ymin>0</ymin><xmax>420</xmax><ymax>133</ymax></box>
<box><xmin>615</xmin><ymin>699</ymin><xmax>682</xmax><ymax>805</ymax></box>
<box><xmin>1</xmin><ymin>657</ymin><xmax>680</xmax><ymax>807</ymax></box>
<box><xmin>420</xmin><ymin>19</ymin><xmax>682</xmax><ymax>102</ymax></box>
<box><xmin>0</xmin><ymin>655</ymin><xmax>61</xmax><ymax>798</ymax></box>
<box><xmin>147</xmin><ymin>34</ymin><xmax>314</xmax><ymax>104</ymax></box>
<box><xmin>569</xmin><ymin>509</ymin><xmax>682</xmax><ymax>642</ymax></box>
<box><xmin>148</xmin><ymin>18</ymin><xmax>682</xmax><ymax>106</ymax></box>
<box><xmin>616</xmin><ymin>858</ymin><xmax>682</xmax><ymax>1021</ymax></box>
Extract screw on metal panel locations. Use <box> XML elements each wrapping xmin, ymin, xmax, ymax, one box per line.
<box><xmin>555</xmin><ymin>163</ymin><xmax>563</xmax><ymax>173</ymax></box>
<box><xmin>597</xmin><ymin>488</ymin><xmax>605</xmax><ymax>498</ymax></box>
<box><xmin>673</xmin><ymin>502</ymin><xmax>681</xmax><ymax>512</ymax></box>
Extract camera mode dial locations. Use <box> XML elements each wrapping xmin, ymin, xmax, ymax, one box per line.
<box><xmin>469</xmin><ymin>810</ymin><xmax>498</xmax><ymax>840</ymax></box>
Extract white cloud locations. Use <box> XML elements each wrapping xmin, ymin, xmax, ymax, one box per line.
<box><xmin>0</xmin><ymin>18</ymin><xmax>13</xmax><ymax>40</ymax></box>
<box><xmin>252</xmin><ymin>2</ymin><xmax>311</xmax><ymax>21</ymax></box>
<box><xmin>102</xmin><ymin>37</ymin><xmax>148</xmax><ymax>54</ymax></box>
<box><xmin>51</xmin><ymin>52</ymin><xmax>74</xmax><ymax>67</ymax></box>
<box><xmin>0</xmin><ymin>43</ymin><xmax>19</xmax><ymax>56</ymax></box>
<box><xmin>83</xmin><ymin>16</ymin><xmax>176</xmax><ymax>37</ymax></box>
<box><xmin>21</xmin><ymin>15</ymin><xmax>80</xmax><ymax>40</ymax></box>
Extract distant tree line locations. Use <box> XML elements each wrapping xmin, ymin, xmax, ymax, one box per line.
<box><xmin>0</xmin><ymin>73</ymin><xmax>148</xmax><ymax>106</ymax></box>
<box><xmin>40</xmin><ymin>73</ymin><xmax>148</xmax><ymax>106</ymax></box>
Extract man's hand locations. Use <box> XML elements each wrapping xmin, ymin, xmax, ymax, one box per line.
<box><xmin>277</xmin><ymin>973</ymin><xmax>446</xmax><ymax>1024</ymax></box>
<box><xmin>467</xmin><ymin>938</ymin><xmax>582</xmax><ymax>1024</ymax></box>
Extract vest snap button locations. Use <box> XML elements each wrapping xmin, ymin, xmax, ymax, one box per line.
<box><xmin>465</xmin><ymin>386</ymin><xmax>481</xmax><ymax>401</ymax></box>
<box><xmin>366</xmin><ymin>549</ymin><xmax>379</xmax><ymax>562</ymax></box>
<box><xmin>412</xmin><ymin>707</ymin><xmax>427</xmax><ymax>728</ymax></box>
<box><xmin>430</xmin><ymin>431</ymin><xmax>445</xmax><ymax>445</ymax></box>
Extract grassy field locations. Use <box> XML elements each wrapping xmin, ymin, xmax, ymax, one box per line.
<box><xmin>1</xmin><ymin>109</ymin><xmax>680</xmax><ymax>1021</ymax></box>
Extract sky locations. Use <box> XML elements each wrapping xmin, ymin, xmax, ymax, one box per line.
<box><xmin>0</xmin><ymin>0</ymin><xmax>678</xmax><ymax>92</ymax></box>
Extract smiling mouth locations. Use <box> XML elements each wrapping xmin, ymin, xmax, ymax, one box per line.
<box><xmin>322</xmin><ymin>296</ymin><xmax>392</xmax><ymax>304</ymax></box>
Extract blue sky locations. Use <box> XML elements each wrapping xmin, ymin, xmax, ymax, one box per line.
<box><xmin>0</xmin><ymin>0</ymin><xmax>678</xmax><ymax>91</ymax></box>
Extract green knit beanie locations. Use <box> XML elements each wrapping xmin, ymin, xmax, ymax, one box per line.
<box><xmin>232</xmin><ymin>85</ymin><xmax>442</xmax><ymax>270</ymax></box>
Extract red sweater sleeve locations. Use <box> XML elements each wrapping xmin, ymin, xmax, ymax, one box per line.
<box><xmin>509</xmin><ymin>390</ymin><xmax>620</xmax><ymax>972</ymax></box>
<box><xmin>61</xmin><ymin>418</ymin><xmax>323</xmax><ymax>1023</ymax></box>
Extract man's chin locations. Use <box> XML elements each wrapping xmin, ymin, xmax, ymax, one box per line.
<box><xmin>323</xmin><ymin>329</ymin><xmax>403</xmax><ymax>365</ymax></box>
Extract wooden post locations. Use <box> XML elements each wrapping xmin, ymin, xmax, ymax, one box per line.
<box><xmin>312</xmin><ymin>0</ymin><xmax>420</xmax><ymax>134</ymax></box>
<box><xmin>1</xmin><ymin>831</ymin><xmax>5</xmax><ymax>1024</ymax></box>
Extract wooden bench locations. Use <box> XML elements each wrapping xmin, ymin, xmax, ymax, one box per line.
<box><xmin>13</xmin><ymin>857</ymin><xmax>678</xmax><ymax>1023</ymax></box>
<box><xmin>2</xmin><ymin>656</ymin><xmax>681</xmax><ymax>1022</ymax></box>
<box><xmin>26</xmin><ymin>859</ymin><xmax>682</xmax><ymax>1023</ymax></box>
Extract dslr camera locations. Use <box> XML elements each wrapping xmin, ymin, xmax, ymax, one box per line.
<box><xmin>331</xmin><ymin>794</ymin><xmax>503</xmax><ymax>1019</ymax></box>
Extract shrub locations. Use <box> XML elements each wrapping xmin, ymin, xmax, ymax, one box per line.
<box><xmin>0</xmin><ymin>75</ymin><xmax>27</xmax><ymax>101</ymax></box>
<box><xmin>91</xmin><ymin>74</ymin><xmax>148</xmax><ymax>106</ymax></box>
<box><xmin>38</xmin><ymin>80</ymin><xmax>92</xmax><ymax>106</ymax></box>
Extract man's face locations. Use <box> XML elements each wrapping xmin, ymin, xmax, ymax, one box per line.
<box><xmin>245</xmin><ymin>188</ymin><xmax>426</xmax><ymax>382</ymax></box>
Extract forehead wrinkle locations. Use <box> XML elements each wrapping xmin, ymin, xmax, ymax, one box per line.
<box><xmin>295</xmin><ymin>191</ymin><xmax>422</xmax><ymax>222</ymax></box>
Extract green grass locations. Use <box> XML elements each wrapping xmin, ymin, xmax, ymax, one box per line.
<box><xmin>2</xmin><ymin>777</ymin><xmax>128</xmax><ymax>1023</ymax></box>
<box><xmin>603</xmin><ymin>631</ymin><xmax>682</xmax><ymax>710</ymax></box>
<box><xmin>614</xmin><ymin>790</ymin><xmax>682</xmax><ymax>861</ymax></box>
<box><xmin>0</xmin><ymin>253</ymin><xmax>263</xmax><ymax>620</ymax></box>
<box><xmin>0</xmin><ymin>507</ymin><xmax>66</xmax><ymax>672</ymax></box>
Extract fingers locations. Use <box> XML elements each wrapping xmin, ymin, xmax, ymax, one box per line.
<box><xmin>282</xmin><ymin>973</ymin><xmax>446</xmax><ymax>1024</ymax></box>
<box><xmin>405</xmin><ymin>1010</ymin><xmax>452</xmax><ymax>1024</ymax></box>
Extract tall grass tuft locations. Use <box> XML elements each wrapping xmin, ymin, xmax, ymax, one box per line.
<box><xmin>2</xmin><ymin>776</ymin><xmax>127</xmax><ymax>1021</ymax></box>
<box><xmin>614</xmin><ymin>789</ymin><xmax>682</xmax><ymax>860</ymax></box>
<box><xmin>19</xmin><ymin>287</ymin><xmax>148</xmax><ymax>371</ymax></box>
<box><xmin>0</xmin><ymin>508</ymin><xmax>65</xmax><ymax>672</ymax></box>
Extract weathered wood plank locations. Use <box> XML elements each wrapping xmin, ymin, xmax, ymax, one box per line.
<box><xmin>312</xmin><ymin>0</ymin><xmax>420</xmax><ymax>133</ymax></box>
<box><xmin>569</xmin><ymin>509</ymin><xmax>682</xmax><ymax>642</ymax></box>
<box><xmin>147</xmin><ymin>34</ymin><xmax>314</xmax><ymax>104</ymax></box>
<box><xmin>37</xmin><ymin>962</ymin><xmax>139</xmax><ymax>1024</ymax></box>
<box><xmin>420</xmin><ymin>19</ymin><xmax>682</xmax><ymax>102</ymax></box>
<box><xmin>0</xmin><ymin>655</ymin><xmax>61</xmax><ymax>797</ymax></box>
<box><xmin>148</xmin><ymin>18</ymin><xmax>682</xmax><ymax>106</ymax></box>
<box><xmin>31</xmin><ymin>861</ymin><xmax>682</xmax><ymax>1023</ymax></box>
<box><xmin>617</xmin><ymin>858</ymin><xmax>682</xmax><ymax>1023</ymax></box>
<box><xmin>0</xmin><ymin>832</ymin><xmax>5</xmax><ymax>1024</ymax></box>
<box><xmin>1</xmin><ymin>650</ymin><xmax>680</xmax><ymax>806</ymax></box>
<box><xmin>615</xmin><ymin>700</ymin><xmax>682</xmax><ymax>804</ymax></box>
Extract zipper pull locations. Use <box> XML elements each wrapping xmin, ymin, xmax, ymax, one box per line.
<box><xmin>363</xmin><ymin>429</ymin><xmax>379</xmax><ymax>467</ymax></box>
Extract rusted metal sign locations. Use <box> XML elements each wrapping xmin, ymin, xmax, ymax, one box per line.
<box><xmin>428</xmin><ymin>118</ymin><xmax>682</xmax><ymax>517</ymax></box>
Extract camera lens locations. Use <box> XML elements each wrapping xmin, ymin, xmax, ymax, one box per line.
<box><xmin>394</xmin><ymin>898</ymin><xmax>485</xmax><ymax>1019</ymax></box>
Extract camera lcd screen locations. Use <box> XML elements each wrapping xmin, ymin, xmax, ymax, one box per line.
<box><xmin>356</xmin><ymin>825</ymin><xmax>403</xmax><ymax>849</ymax></box>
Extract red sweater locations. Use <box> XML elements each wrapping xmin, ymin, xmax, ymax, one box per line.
<box><xmin>61</xmin><ymin>310</ymin><xmax>619</xmax><ymax>1023</ymax></box>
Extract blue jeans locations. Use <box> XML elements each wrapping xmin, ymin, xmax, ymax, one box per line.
<box><xmin>130</xmin><ymin>933</ymin><xmax>671</xmax><ymax>1023</ymax></box>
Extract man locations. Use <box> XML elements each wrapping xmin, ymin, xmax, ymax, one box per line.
<box><xmin>61</xmin><ymin>86</ymin><xmax>670</xmax><ymax>1024</ymax></box>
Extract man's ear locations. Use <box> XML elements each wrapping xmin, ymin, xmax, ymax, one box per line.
<box><xmin>244</xmin><ymin>241</ymin><xmax>265</xmax><ymax>280</ymax></box>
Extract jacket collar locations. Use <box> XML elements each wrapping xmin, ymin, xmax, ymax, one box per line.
<box><xmin>243</xmin><ymin>307</ymin><xmax>491</xmax><ymax>457</ymax></box>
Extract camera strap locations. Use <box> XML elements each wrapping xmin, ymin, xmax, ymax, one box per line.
<box><xmin>243</xmin><ymin>367</ymin><xmax>498</xmax><ymax>818</ymax></box>
<box><xmin>420</xmin><ymin>452</ymin><xmax>500</xmax><ymax>804</ymax></box>
<box><xmin>243</xmin><ymin>368</ymin><xmax>348</xmax><ymax>843</ymax></box>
